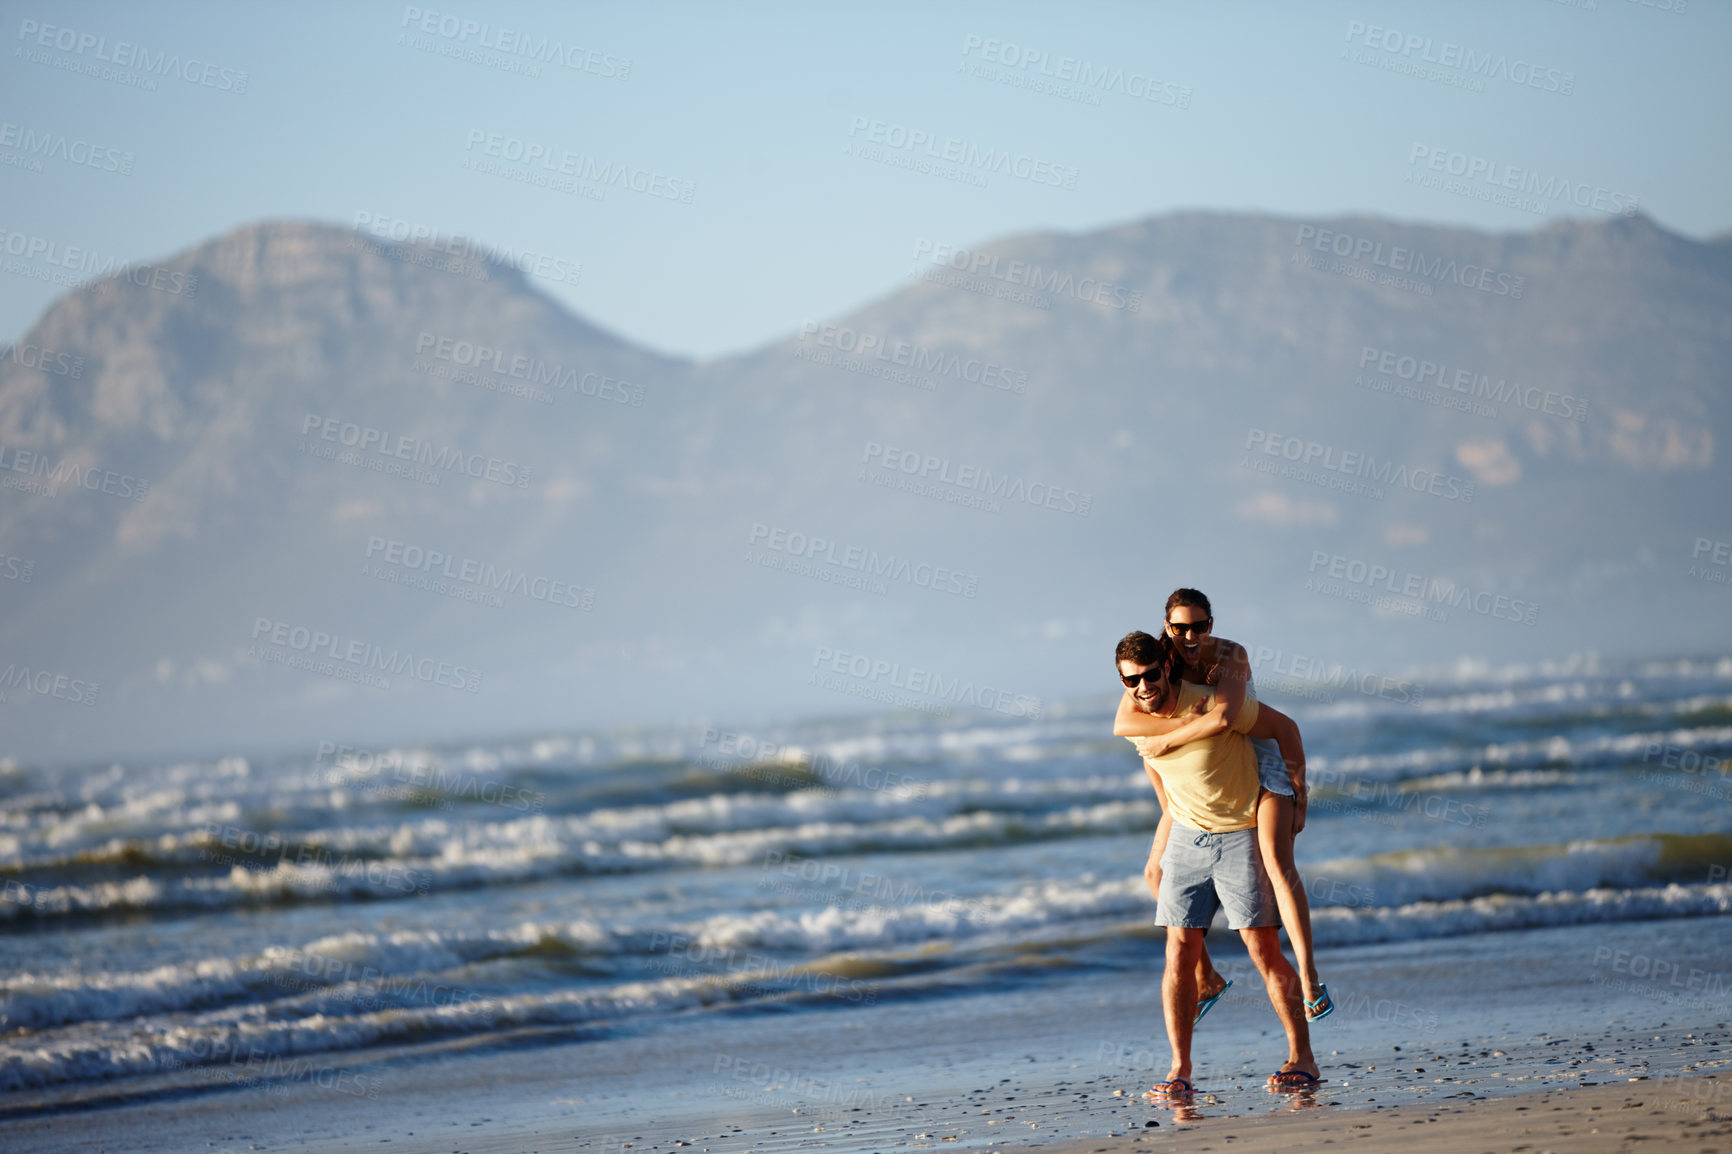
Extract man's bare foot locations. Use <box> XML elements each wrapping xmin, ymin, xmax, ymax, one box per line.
<box><xmin>1197</xmin><ymin>974</ymin><xmax>1228</xmax><ymax>1003</ymax></box>
<box><xmin>1146</xmin><ymin>1069</ymin><xmax>1196</xmax><ymax>1098</ymax></box>
<box><xmin>1267</xmin><ymin>1063</ymin><xmax>1323</xmax><ymax>1089</ymax></box>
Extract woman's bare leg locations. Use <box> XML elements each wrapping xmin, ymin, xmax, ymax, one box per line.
<box><xmin>1256</xmin><ymin>791</ymin><xmax>1322</xmax><ymax>1005</ymax></box>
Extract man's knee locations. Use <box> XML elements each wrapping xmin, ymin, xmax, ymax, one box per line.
<box><xmin>1238</xmin><ymin>926</ymin><xmax>1287</xmax><ymax>967</ymax></box>
<box><xmin>1168</xmin><ymin>927</ymin><xmax>1207</xmax><ymax>958</ymax></box>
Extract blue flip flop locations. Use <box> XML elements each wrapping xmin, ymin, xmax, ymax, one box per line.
<box><xmin>1194</xmin><ymin>978</ymin><xmax>1232</xmax><ymax>1025</ymax></box>
<box><xmin>1269</xmin><ymin>1068</ymin><xmax>1325</xmax><ymax>1090</ymax></box>
<box><xmin>1305</xmin><ymin>984</ymin><xmax>1333</xmax><ymax>1022</ymax></box>
<box><xmin>1148</xmin><ymin>1077</ymin><xmax>1195</xmax><ymax>1098</ymax></box>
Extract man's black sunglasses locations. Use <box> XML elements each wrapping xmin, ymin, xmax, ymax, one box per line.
<box><xmin>1120</xmin><ymin>667</ymin><xmax>1168</xmax><ymax>689</ymax></box>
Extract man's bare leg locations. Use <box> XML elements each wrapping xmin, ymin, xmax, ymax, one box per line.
<box><xmin>1255</xmin><ymin>792</ymin><xmax>1323</xmax><ymax>1005</ymax></box>
<box><xmin>1238</xmin><ymin>925</ymin><xmax>1317</xmax><ymax>1083</ymax></box>
<box><xmin>1146</xmin><ymin>828</ymin><xmax>1226</xmax><ymax>1002</ymax></box>
<box><xmin>1158</xmin><ymin>926</ymin><xmax>1206</xmax><ymax>1090</ymax></box>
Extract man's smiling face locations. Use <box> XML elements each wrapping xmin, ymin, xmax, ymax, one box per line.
<box><xmin>1118</xmin><ymin>657</ymin><xmax>1171</xmax><ymax>714</ymax></box>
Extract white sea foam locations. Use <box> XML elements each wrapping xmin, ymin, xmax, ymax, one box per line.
<box><xmin>1302</xmin><ymin>836</ymin><xmax>1690</xmax><ymax>907</ymax></box>
<box><xmin>0</xmin><ymin>770</ymin><xmax>1155</xmax><ymax>875</ymax></box>
<box><xmin>0</xmin><ymin>970</ymin><xmax>729</xmax><ymax>1093</ymax></box>
<box><xmin>1310</xmin><ymin>725</ymin><xmax>1732</xmax><ymax>781</ymax></box>
<box><xmin>0</xmin><ymin>799</ymin><xmax>1169</xmax><ymax>921</ymax></box>
<box><xmin>0</xmin><ymin>922</ymin><xmax>612</xmax><ymax>1033</ymax></box>
<box><xmin>1310</xmin><ymin>881</ymin><xmax>1732</xmax><ymax>948</ymax></box>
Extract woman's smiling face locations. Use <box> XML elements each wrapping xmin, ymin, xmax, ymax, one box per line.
<box><xmin>1165</xmin><ymin>605</ymin><xmax>1212</xmax><ymax>667</ymax></box>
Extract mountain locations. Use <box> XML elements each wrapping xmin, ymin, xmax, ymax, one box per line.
<box><xmin>1</xmin><ymin>212</ymin><xmax>1726</xmax><ymax>764</ymax></box>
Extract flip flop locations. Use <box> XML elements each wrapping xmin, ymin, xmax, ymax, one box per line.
<box><xmin>1194</xmin><ymin>978</ymin><xmax>1233</xmax><ymax>1025</ymax></box>
<box><xmin>1268</xmin><ymin>1069</ymin><xmax>1325</xmax><ymax>1089</ymax></box>
<box><xmin>1148</xmin><ymin>1078</ymin><xmax>1195</xmax><ymax>1098</ymax></box>
<box><xmin>1304</xmin><ymin>984</ymin><xmax>1333</xmax><ymax>1022</ymax></box>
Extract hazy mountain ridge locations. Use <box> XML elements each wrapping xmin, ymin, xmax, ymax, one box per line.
<box><xmin>0</xmin><ymin>211</ymin><xmax>1726</xmax><ymax>762</ymax></box>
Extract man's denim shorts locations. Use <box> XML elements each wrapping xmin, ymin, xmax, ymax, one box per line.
<box><xmin>1156</xmin><ymin>822</ymin><xmax>1277</xmax><ymax>930</ymax></box>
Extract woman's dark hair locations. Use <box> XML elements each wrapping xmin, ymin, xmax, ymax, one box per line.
<box><xmin>1164</xmin><ymin>587</ymin><xmax>1211</xmax><ymax>619</ymax></box>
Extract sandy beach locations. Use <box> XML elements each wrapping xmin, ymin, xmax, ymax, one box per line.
<box><xmin>1037</xmin><ymin>1073</ymin><xmax>1732</xmax><ymax>1153</ymax></box>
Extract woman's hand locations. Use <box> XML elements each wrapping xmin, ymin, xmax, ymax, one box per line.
<box><xmin>1130</xmin><ymin>696</ymin><xmax>1225</xmax><ymax>760</ymax></box>
<box><xmin>1129</xmin><ymin>735</ymin><xmax>1167</xmax><ymax>760</ymax></box>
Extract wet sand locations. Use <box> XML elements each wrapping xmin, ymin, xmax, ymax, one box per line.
<box><xmin>1034</xmin><ymin>1073</ymin><xmax>1732</xmax><ymax>1153</ymax></box>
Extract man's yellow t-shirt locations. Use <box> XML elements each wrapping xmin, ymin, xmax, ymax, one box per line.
<box><xmin>1132</xmin><ymin>682</ymin><xmax>1262</xmax><ymax>833</ymax></box>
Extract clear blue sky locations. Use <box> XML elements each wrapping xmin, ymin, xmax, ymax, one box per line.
<box><xmin>2</xmin><ymin>0</ymin><xmax>1725</xmax><ymax>359</ymax></box>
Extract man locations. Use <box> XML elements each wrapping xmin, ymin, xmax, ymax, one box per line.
<box><xmin>1114</xmin><ymin>629</ymin><xmax>1320</xmax><ymax>1095</ymax></box>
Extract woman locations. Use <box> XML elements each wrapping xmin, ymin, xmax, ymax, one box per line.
<box><xmin>1114</xmin><ymin>589</ymin><xmax>1331</xmax><ymax>1023</ymax></box>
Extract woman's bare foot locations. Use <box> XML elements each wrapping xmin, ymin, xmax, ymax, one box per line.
<box><xmin>1197</xmin><ymin>972</ymin><xmax>1228</xmax><ymax>1004</ymax></box>
<box><xmin>1303</xmin><ymin>981</ymin><xmax>1332</xmax><ymax>1022</ymax></box>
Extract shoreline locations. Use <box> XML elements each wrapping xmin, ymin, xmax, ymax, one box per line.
<box><xmin>5</xmin><ymin>914</ymin><xmax>1729</xmax><ymax>1152</ymax></box>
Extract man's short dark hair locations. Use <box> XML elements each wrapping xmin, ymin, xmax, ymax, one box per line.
<box><xmin>1165</xmin><ymin>587</ymin><xmax>1212</xmax><ymax>620</ymax></box>
<box><xmin>1115</xmin><ymin>630</ymin><xmax>1173</xmax><ymax>671</ymax></box>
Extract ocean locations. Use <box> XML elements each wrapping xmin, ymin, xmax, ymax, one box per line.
<box><xmin>2</xmin><ymin>652</ymin><xmax>1729</xmax><ymax>1128</ymax></box>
